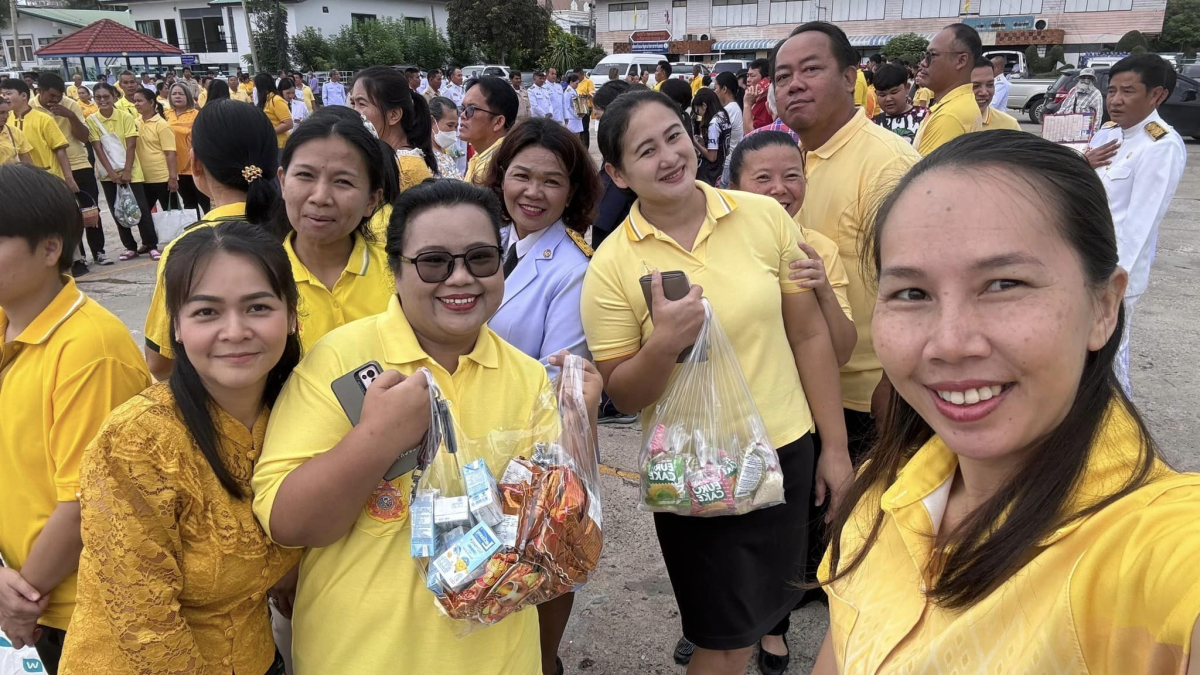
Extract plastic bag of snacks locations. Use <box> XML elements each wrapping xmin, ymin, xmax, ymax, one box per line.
<box><xmin>639</xmin><ymin>299</ymin><xmax>784</xmax><ymax>517</ymax></box>
<box><xmin>410</xmin><ymin>355</ymin><xmax>603</xmax><ymax>632</ymax></box>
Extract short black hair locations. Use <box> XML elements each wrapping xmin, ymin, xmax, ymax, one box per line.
<box><xmin>782</xmin><ymin>22</ymin><xmax>859</xmax><ymax>72</ymax></box>
<box><xmin>0</xmin><ymin>79</ymin><xmax>30</xmax><ymax>98</ymax></box>
<box><xmin>869</xmin><ymin>53</ymin><xmax>883</xmax><ymax>65</ymax></box>
<box><xmin>659</xmin><ymin>78</ymin><xmax>693</xmax><ymax>111</ymax></box>
<box><xmin>465</xmin><ymin>76</ymin><xmax>519</xmax><ymax>130</ymax></box>
<box><xmin>658</xmin><ymin>60</ymin><xmax>673</xmax><ymax>77</ymax></box>
<box><xmin>428</xmin><ymin>68</ymin><xmax>443</xmax><ymax>78</ymax></box>
<box><xmin>749</xmin><ymin>58</ymin><xmax>770</xmax><ymax>78</ymax></box>
<box><xmin>872</xmin><ymin>63</ymin><xmax>908</xmax><ymax>91</ymax></box>
<box><xmin>404</xmin><ymin>67</ymin><xmax>420</xmax><ymax>76</ymax></box>
<box><xmin>385</xmin><ymin>179</ymin><xmax>503</xmax><ymax>273</ymax></box>
<box><xmin>729</xmin><ymin>130</ymin><xmax>803</xmax><ymax>185</ymax></box>
<box><xmin>593</xmin><ymin>79</ymin><xmax>632</xmax><ymax>111</ymax></box>
<box><xmin>38</xmin><ymin>73</ymin><xmax>65</xmax><ymax>94</ymax></box>
<box><xmin>973</xmin><ymin>55</ymin><xmax>993</xmax><ymax>70</ymax></box>
<box><xmin>0</xmin><ymin>164</ymin><xmax>82</xmax><ymax>271</ymax></box>
<box><xmin>1109</xmin><ymin>53</ymin><xmax>1170</xmax><ymax>95</ymax></box>
<box><xmin>947</xmin><ymin>23</ymin><xmax>983</xmax><ymax>62</ymax></box>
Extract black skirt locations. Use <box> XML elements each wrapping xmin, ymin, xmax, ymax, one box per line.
<box><xmin>653</xmin><ymin>434</ymin><xmax>814</xmax><ymax>650</ymax></box>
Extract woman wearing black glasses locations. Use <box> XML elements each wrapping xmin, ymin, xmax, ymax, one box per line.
<box><xmin>460</xmin><ymin>76</ymin><xmax>519</xmax><ymax>185</ymax></box>
<box><xmin>251</xmin><ymin>178</ymin><xmax>603</xmax><ymax>674</ymax></box>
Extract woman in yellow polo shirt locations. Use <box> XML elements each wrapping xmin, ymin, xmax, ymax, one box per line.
<box><xmin>165</xmin><ymin>82</ymin><xmax>210</xmax><ymax>212</ymax></box>
<box><xmin>143</xmin><ymin>98</ymin><xmax>281</xmax><ymax>381</ymax></box>
<box><xmin>75</xmin><ymin>86</ymin><xmax>98</xmax><ymax>118</ymax></box>
<box><xmin>813</xmin><ymin>131</ymin><xmax>1200</xmax><ymax>674</ymax></box>
<box><xmin>269</xmin><ymin>106</ymin><xmax>393</xmax><ymax>352</ymax></box>
<box><xmin>61</xmin><ymin>221</ymin><xmax>302</xmax><ymax>675</ymax></box>
<box><xmin>132</xmin><ymin>88</ymin><xmax>178</xmax><ymax>212</ymax></box>
<box><xmin>348</xmin><ymin>66</ymin><xmax>438</xmax><ymax>190</ymax></box>
<box><xmin>255</xmin><ymin>73</ymin><xmax>293</xmax><ymax>154</ymax></box>
<box><xmin>582</xmin><ymin>90</ymin><xmax>852</xmax><ymax>675</ymax></box>
<box><xmin>88</xmin><ymin>82</ymin><xmax>160</xmax><ymax>261</ymax></box>
<box><xmin>251</xmin><ymin>179</ymin><xmax>602</xmax><ymax>674</ymax></box>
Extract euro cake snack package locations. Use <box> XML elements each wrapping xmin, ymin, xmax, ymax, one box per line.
<box><xmin>638</xmin><ymin>300</ymin><xmax>785</xmax><ymax>517</ymax></box>
<box><xmin>408</xmin><ymin>356</ymin><xmax>604</xmax><ymax>633</ymax></box>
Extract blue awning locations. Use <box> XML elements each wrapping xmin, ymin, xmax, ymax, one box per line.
<box><xmin>848</xmin><ymin>33</ymin><xmax>935</xmax><ymax>47</ymax></box>
<box><xmin>712</xmin><ymin>39</ymin><xmax>780</xmax><ymax>51</ymax></box>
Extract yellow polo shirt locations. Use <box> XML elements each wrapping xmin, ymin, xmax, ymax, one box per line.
<box><xmin>163</xmin><ymin>108</ymin><xmax>198</xmax><ymax>174</ymax></box>
<box><xmin>240</xmin><ymin>81</ymin><xmax>255</xmax><ymax>95</ymax></box>
<box><xmin>691</xmin><ymin>76</ymin><xmax>704</xmax><ymax>96</ymax></box>
<box><xmin>802</xmin><ymin>226</ymin><xmax>853</xmax><ymax>321</ymax></box>
<box><xmin>8</xmin><ymin>108</ymin><xmax>68</xmax><ymax>178</ymax></box>
<box><xmin>32</xmin><ymin>96</ymin><xmax>90</xmax><ymax>171</ymax></box>
<box><xmin>144</xmin><ymin>203</ymin><xmax>247</xmax><ymax>358</ymax></box>
<box><xmin>981</xmin><ymin>106</ymin><xmax>1021</xmax><ymax>131</ymax></box>
<box><xmin>0</xmin><ymin>124</ymin><xmax>32</xmax><ymax>165</ymax></box>
<box><xmin>86</xmin><ymin>109</ymin><xmax>144</xmax><ymax>183</ymax></box>
<box><xmin>0</xmin><ymin>277</ymin><xmax>151</xmax><ymax>630</ymax></box>
<box><xmin>115</xmin><ymin>96</ymin><xmax>136</xmax><ymax>117</ymax></box>
<box><xmin>465</xmin><ymin>135</ymin><xmax>504</xmax><ymax>185</ymax></box>
<box><xmin>795</xmin><ymin>109</ymin><xmax>919</xmax><ymax>411</ymax></box>
<box><xmin>367</xmin><ymin>203</ymin><xmax>393</xmax><ymax>243</ymax></box>
<box><xmin>78</xmin><ymin>100</ymin><xmax>98</xmax><ymax>118</ymax></box>
<box><xmin>912</xmin><ymin>86</ymin><xmax>933</xmax><ymax>107</ymax></box>
<box><xmin>196</xmin><ymin>86</ymin><xmax>208</xmax><ymax>108</ymax></box>
<box><xmin>577</xmin><ymin>76</ymin><xmax>594</xmax><ymax>97</ymax></box>
<box><xmin>66</xmin><ymin>85</ymin><xmax>79</xmax><ymax>100</ymax></box>
<box><xmin>284</xmin><ymin>232</ymin><xmax>394</xmax><ymax>352</ymax></box>
<box><xmin>820</xmin><ymin>405</ymin><xmax>1200</xmax><ymax>673</ymax></box>
<box><xmin>232</xmin><ymin>90</ymin><xmax>253</xmax><ymax>104</ymax></box>
<box><xmin>300</xmin><ymin>84</ymin><xmax>315</xmax><ymax>111</ymax></box>
<box><xmin>263</xmin><ymin>93</ymin><xmax>291</xmax><ymax>148</ymax></box>
<box><xmin>252</xmin><ymin>297</ymin><xmax>548</xmax><ymax>674</ymax></box>
<box><xmin>581</xmin><ymin>181</ymin><xmax>814</xmax><ymax>448</ymax></box>
<box><xmin>133</xmin><ymin>114</ymin><xmax>176</xmax><ymax>184</ymax></box>
<box><xmin>854</xmin><ymin>69</ymin><xmax>868</xmax><ymax>107</ymax></box>
<box><xmin>913</xmin><ymin>83</ymin><xmax>983</xmax><ymax>156</ymax></box>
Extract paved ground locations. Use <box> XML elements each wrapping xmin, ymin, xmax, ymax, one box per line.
<box><xmin>77</xmin><ymin>121</ymin><xmax>1200</xmax><ymax>674</ymax></box>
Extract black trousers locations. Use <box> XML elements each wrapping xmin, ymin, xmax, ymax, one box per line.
<box><xmin>579</xmin><ymin>113</ymin><xmax>591</xmax><ymax>150</ymax></box>
<box><xmin>102</xmin><ymin>181</ymin><xmax>159</xmax><ymax>252</ymax></box>
<box><xmin>142</xmin><ymin>181</ymin><xmax>171</xmax><ymax>211</ymax></box>
<box><xmin>72</xmin><ymin>167</ymin><xmax>105</xmax><ymax>257</ymax></box>
<box><xmin>177</xmin><ymin>174</ymin><xmax>211</xmax><ymax>212</ymax></box>
<box><xmin>34</xmin><ymin>625</ymin><xmax>66</xmax><ymax>675</ymax></box>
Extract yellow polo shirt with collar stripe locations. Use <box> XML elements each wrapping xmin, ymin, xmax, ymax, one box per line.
<box><xmin>981</xmin><ymin>106</ymin><xmax>1021</xmax><ymax>131</ymax></box>
<box><xmin>0</xmin><ymin>277</ymin><xmax>151</xmax><ymax>630</ymax></box>
<box><xmin>465</xmin><ymin>136</ymin><xmax>503</xmax><ymax>185</ymax></box>
<box><xmin>581</xmin><ymin>181</ymin><xmax>814</xmax><ymax>448</ymax></box>
<box><xmin>134</xmin><ymin>114</ymin><xmax>176</xmax><ymax>184</ymax></box>
<box><xmin>87</xmin><ymin>109</ymin><xmax>144</xmax><ymax>183</ymax></box>
<box><xmin>31</xmin><ymin>95</ymin><xmax>90</xmax><ymax>172</ymax></box>
<box><xmin>7</xmin><ymin>107</ymin><xmax>68</xmax><ymax>178</ymax></box>
<box><xmin>0</xmin><ymin>124</ymin><xmax>32</xmax><ymax>165</ymax></box>
<box><xmin>913</xmin><ymin>83</ymin><xmax>983</xmax><ymax>156</ymax></box>
<box><xmin>819</xmin><ymin>404</ymin><xmax>1200</xmax><ymax>674</ymax></box>
<box><xmin>144</xmin><ymin>202</ymin><xmax>247</xmax><ymax>358</ymax></box>
<box><xmin>252</xmin><ymin>296</ymin><xmax>549</xmax><ymax>674</ymax></box>
<box><xmin>283</xmin><ymin>232</ymin><xmax>395</xmax><ymax>353</ymax></box>
<box><xmin>795</xmin><ymin>108</ymin><xmax>919</xmax><ymax>411</ymax></box>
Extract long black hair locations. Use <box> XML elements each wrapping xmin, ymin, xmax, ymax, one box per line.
<box><xmin>134</xmin><ymin>87</ymin><xmax>164</xmax><ymax>118</ymax></box>
<box><xmin>272</xmin><ymin>106</ymin><xmax>388</xmax><ymax>243</ymax></box>
<box><xmin>351</xmin><ymin>66</ymin><xmax>438</xmax><ymax>176</ymax></box>
<box><xmin>254</xmin><ymin>72</ymin><xmax>278</xmax><ymax>111</ymax></box>
<box><xmin>690</xmin><ymin>87</ymin><xmax>727</xmax><ymax>137</ymax></box>
<box><xmin>206</xmin><ymin>79</ymin><xmax>230</xmax><ymax>101</ymax></box>
<box><xmin>192</xmin><ymin>98</ymin><xmax>279</xmax><ymax>225</ymax></box>
<box><xmin>822</xmin><ymin>130</ymin><xmax>1160</xmax><ymax>610</ymax></box>
<box><xmin>163</xmin><ymin>221</ymin><xmax>301</xmax><ymax>496</ymax></box>
<box><xmin>714</xmin><ymin>71</ymin><xmax>744</xmax><ymax>110</ymax></box>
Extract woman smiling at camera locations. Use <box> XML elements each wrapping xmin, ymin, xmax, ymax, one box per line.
<box><xmin>251</xmin><ymin>180</ymin><xmax>602</xmax><ymax>674</ymax></box>
<box><xmin>812</xmin><ymin>131</ymin><xmax>1200</xmax><ymax>675</ymax></box>
<box><xmin>60</xmin><ymin>221</ymin><xmax>302</xmax><ymax>675</ymax></box>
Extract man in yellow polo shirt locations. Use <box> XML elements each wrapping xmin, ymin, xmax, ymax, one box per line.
<box><xmin>0</xmin><ymin>164</ymin><xmax>150</xmax><ymax>669</ymax></box>
<box><xmin>228</xmin><ymin>75</ymin><xmax>253</xmax><ymax>103</ymax></box>
<box><xmin>913</xmin><ymin>23</ymin><xmax>984</xmax><ymax>155</ymax></box>
<box><xmin>461</xmin><ymin>76</ymin><xmax>518</xmax><ymax>184</ymax></box>
<box><xmin>971</xmin><ymin>57</ymin><xmax>1022</xmax><ymax>131</ymax></box>
<box><xmin>116</xmin><ymin>70</ymin><xmax>139</xmax><ymax>116</ymax></box>
<box><xmin>292</xmin><ymin>71</ymin><xmax>315</xmax><ymax>112</ymax></box>
<box><xmin>0</xmin><ymin>79</ymin><xmax>79</xmax><ymax>194</ymax></box>
<box><xmin>775</xmin><ymin>21</ymin><xmax>919</xmax><ymax>455</ymax></box>
<box><xmin>65</xmin><ymin>74</ymin><xmax>83</xmax><ymax>100</ymax></box>
<box><xmin>0</xmin><ymin>96</ymin><xmax>33</xmax><ymax>165</ymax></box>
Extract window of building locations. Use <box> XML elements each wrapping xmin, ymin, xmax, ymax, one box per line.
<box><xmin>670</xmin><ymin>0</ymin><xmax>687</xmax><ymax>30</ymax></box>
<box><xmin>770</xmin><ymin>0</ymin><xmax>812</xmax><ymax>24</ymax></box>
<box><xmin>901</xmin><ymin>0</ymin><xmax>960</xmax><ymax>18</ymax></box>
<box><xmin>180</xmin><ymin>9</ymin><xmax>228</xmax><ymax>53</ymax></box>
<box><xmin>713</xmin><ymin>0</ymin><xmax>758</xmax><ymax>27</ymax></box>
<box><xmin>608</xmin><ymin>2</ymin><xmax>649</xmax><ymax>30</ymax></box>
<box><xmin>1064</xmin><ymin>0</ymin><xmax>1130</xmax><ymax>11</ymax></box>
<box><xmin>979</xmin><ymin>0</ymin><xmax>1042</xmax><ymax>13</ymax></box>
<box><xmin>135</xmin><ymin>20</ymin><xmax>163</xmax><ymax>39</ymax></box>
<box><xmin>405</xmin><ymin>16</ymin><xmax>427</xmax><ymax>26</ymax></box>
<box><xmin>5</xmin><ymin>38</ymin><xmax>34</xmax><ymax>64</ymax></box>
<box><xmin>828</xmin><ymin>0</ymin><xmax>884</xmax><ymax>20</ymax></box>
<box><xmin>352</xmin><ymin>13</ymin><xmax>378</xmax><ymax>24</ymax></box>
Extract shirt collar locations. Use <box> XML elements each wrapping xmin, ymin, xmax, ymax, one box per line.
<box><xmin>284</xmin><ymin>232</ymin><xmax>371</xmax><ymax>286</ymax></box>
<box><xmin>475</xmin><ymin>136</ymin><xmax>504</xmax><ymax>160</ymax></box>
<box><xmin>205</xmin><ymin>202</ymin><xmax>247</xmax><ymax>220</ymax></box>
<box><xmin>1121</xmin><ymin>109</ymin><xmax>1162</xmax><ymax>139</ymax></box>
<box><xmin>808</xmin><ymin>108</ymin><xmax>870</xmax><ymax>160</ymax></box>
<box><xmin>623</xmin><ymin>181</ymin><xmax>738</xmax><ymax>242</ymax></box>
<box><xmin>378</xmin><ymin>296</ymin><xmax>500</xmax><ymax>370</ymax></box>
<box><xmin>982</xmin><ymin>107</ymin><xmax>994</xmax><ymax>125</ymax></box>
<box><xmin>2</xmin><ymin>276</ymin><xmax>86</xmax><ymax>345</ymax></box>
<box><xmin>505</xmin><ymin>222</ymin><xmax>556</xmax><ymax>258</ymax></box>
<box><xmin>931</xmin><ymin>83</ymin><xmax>975</xmax><ymax>113</ymax></box>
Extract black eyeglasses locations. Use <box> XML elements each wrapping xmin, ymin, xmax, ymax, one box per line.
<box><xmin>396</xmin><ymin>246</ymin><xmax>504</xmax><ymax>283</ymax></box>
<box><xmin>459</xmin><ymin>104</ymin><xmax>500</xmax><ymax>120</ymax></box>
<box><xmin>920</xmin><ymin>50</ymin><xmax>967</xmax><ymax>64</ymax></box>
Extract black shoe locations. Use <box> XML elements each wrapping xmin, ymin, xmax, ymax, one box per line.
<box><xmin>673</xmin><ymin>636</ymin><xmax>695</xmax><ymax>665</ymax></box>
<box><xmin>71</xmin><ymin>259</ymin><xmax>90</xmax><ymax>277</ymax></box>
<box><xmin>598</xmin><ymin>412</ymin><xmax>638</xmax><ymax>426</ymax></box>
<box><xmin>757</xmin><ymin>638</ymin><xmax>790</xmax><ymax>675</ymax></box>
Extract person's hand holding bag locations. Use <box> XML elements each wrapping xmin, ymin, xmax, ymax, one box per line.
<box><xmin>357</xmin><ymin>370</ymin><xmax>432</xmax><ymax>459</ymax></box>
<box><xmin>648</xmin><ymin>271</ymin><xmax>706</xmax><ymax>360</ymax></box>
<box><xmin>548</xmin><ymin>351</ymin><xmax>603</xmax><ymax>428</ymax></box>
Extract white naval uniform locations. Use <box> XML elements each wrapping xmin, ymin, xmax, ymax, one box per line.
<box><xmin>1088</xmin><ymin>110</ymin><xmax>1187</xmax><ymax>395</ymax></box>
<box><xmin>546</xmin><ymin>80</ymin><xmax>565</xmax><ymax>124</ymax></box>
<box><xmin>442</xmin><ymin>81</ymin><xmax>465</xmax><ymax>108</ymax></box>
<box><xmin>529</xmin><ymin>83</ymin><xmax>553</xmax><ymax>119</ymax></box>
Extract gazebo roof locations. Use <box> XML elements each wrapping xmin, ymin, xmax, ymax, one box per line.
<box><xmin>35</xmin><ymin>18</ymin><xmax>183</xmax><ymax>58</ymax></box>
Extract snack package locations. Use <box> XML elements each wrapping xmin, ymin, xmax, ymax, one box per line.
<box><xmin>638</xmin><ymin>300</ymin><xmax>785</xmax><ymax>517</ymax></box>
<box><xmin>409</xmin><ymin>356</ymin><xmax>604</xmax><ymax>633</ymax></box>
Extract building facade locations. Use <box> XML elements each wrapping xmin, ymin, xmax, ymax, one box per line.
<box><xmin>2</xmin><ymin>8</ymin><xmax>132</xmax><ymax>72</ymax></box>
<box><xmin>594</xmin><ymin>0</ymin><xmax>1167</xmax><ymax>63</ymax></box>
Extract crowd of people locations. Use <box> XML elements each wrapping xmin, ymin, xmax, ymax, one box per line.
<box><xmin>0</xmin><ymin>18</ymin><xmax>1196</xmax><ymax>675</ymax></box>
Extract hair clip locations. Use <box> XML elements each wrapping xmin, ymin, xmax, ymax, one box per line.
<box><xmin>242</xmin><ymin>165</ymin><xmax>263</xmax><ymax>183</ymax></box>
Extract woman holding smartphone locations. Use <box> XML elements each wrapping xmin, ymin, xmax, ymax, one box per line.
<box><xmin>581</xmin><ymin>90</ymin><xmax>852</xmax><ymax>675</ymax></box>
<box><xmin>251</xmin><ymin>179</ymin><xmax>603</xmax><ymax>674</ymax></box>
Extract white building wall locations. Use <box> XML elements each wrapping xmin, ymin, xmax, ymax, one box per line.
<box><xmin>3</xmin><ymin>13</ymin><xmax>131</xmax><ymax>70</ymax></box>
<box><xmin>288</xmin><ymin>0</ymin><xmax>449</xmax><ymax>36</ymax></box>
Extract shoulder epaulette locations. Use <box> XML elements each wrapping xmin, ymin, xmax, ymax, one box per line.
<box><xmin>566</xmin><ymin>228</ymin><xmax>593</xmax><ymax>258</ymax></box>
<box><xmin>1145</xmin><ymin>121</ymin><xmax>1168</xmax><ymax>141</ymax></box>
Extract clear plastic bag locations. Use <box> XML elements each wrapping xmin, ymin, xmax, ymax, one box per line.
<box><xmin>113</xmin><ymin>185</ymin><xmax>141</xmax><ymax>228</ymax></box>
<box><xmin>639</xmin><ymin>299</ymin><xmax>785</xmax><ymax>517</ymax></box>
<box><xmin>410</xmin><ymin>355</ymin><xmax>603</xmax><ymax>633</ymax></box>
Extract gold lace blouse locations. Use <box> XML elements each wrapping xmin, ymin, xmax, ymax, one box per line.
<box><xmin>61</xmin><ymin>382</ymin><xmax>300</xmax><ymax>675</ymax></box>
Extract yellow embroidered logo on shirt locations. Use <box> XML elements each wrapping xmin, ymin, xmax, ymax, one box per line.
<box><xmin>365</xmin><ymin>478</ymin><xmax>407</xmax><ymax>522</ymax></box>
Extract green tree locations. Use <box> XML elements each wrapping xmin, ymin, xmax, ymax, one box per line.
<box><xmin>447</xmin><ymin>0</ymin><xmax>550</xmax><ymax>65</ymax></box>
<box><xmin>881</xmin><ymin>33</ymin><xmax>929</xmax><ymax>66</ymax></box>
<box><xmin>290</xmin><ymin>26</ymin><xmax>332</xmax><ymax>71</ymax></box>
<box><xmin>402</xmin><ymin>20</ymin><xmax>450</xmax><ymax>69</ymax></box>
<box><xmin>328</xmin><ymin>19</ymin><xmax>406</xmax><ymax>71</ymax></box>
<box><xmin>1160</xmin><ymin>0</ymin><xmax>1200</xmax><ymax>56</ymax></box>
<box><xmin>446</xmin><ymin>30</ymin><xmax>480</xmax><ymax>67</ymax></box>
<box><xmin>1115</xmin><ymin>30</ymin><xmax>1148</xmax><ymax>51</ymax></box>
<box><xmin>542</xmin><ymin>23</ymin><xmax>605</xmax><ymax>73</ymax></box>
<box><xmin>1025</xmin><ymin>44</ymin><xmax>1067</xmax><ymax>77</ymax></box>
<box><xmin>246</xmin><ymin>0</ymin><xmax>290</xmax><ymax>73</ymax></box>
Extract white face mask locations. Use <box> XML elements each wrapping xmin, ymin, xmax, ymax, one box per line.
<box><xmin>1078</xmin><ymin>81</ymin><xmax>1093</xmax><ymax>94</ymax></box>
<box><xmin>435</xmin><ymin>129</ymin><xmax>458</xmax><ymax>149</ymax></box>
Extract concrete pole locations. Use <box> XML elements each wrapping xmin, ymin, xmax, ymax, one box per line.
<box><xmin>10</xmin><ymin>0</ymin><xmax>23</xmax><ymax>72</ymax></box>
<box><xmin>240</xmin><ymin>0</ymin><xmax>258</xmax><ymax>73</ymax></box>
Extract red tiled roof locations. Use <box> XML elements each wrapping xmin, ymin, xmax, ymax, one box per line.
<box><xmin>36</xmin><ymin>19</ymin><xmax>183</xmax><ymax>57</ymax></box>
